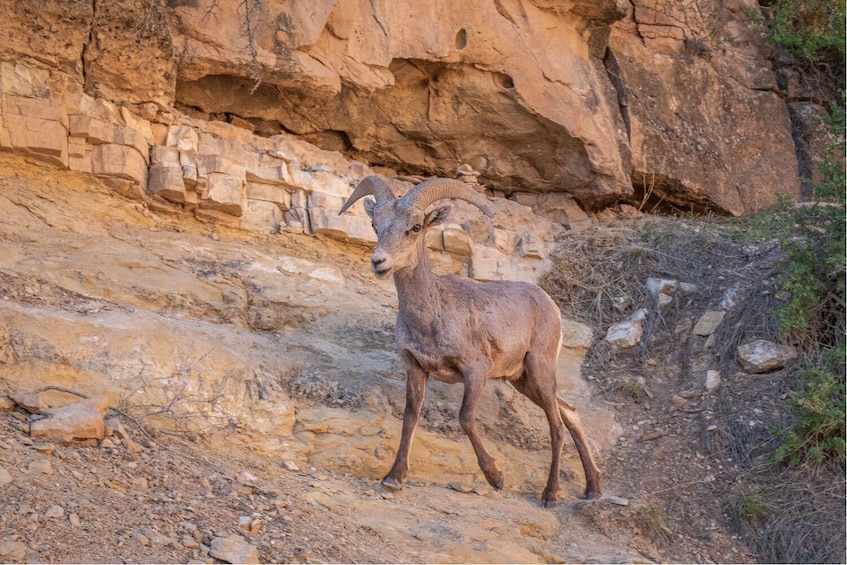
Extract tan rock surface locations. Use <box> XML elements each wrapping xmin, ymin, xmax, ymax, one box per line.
<box><xmin>0</xmin><ymin>150</ymin><xmax>615</xmax><ymax>519</ymax></box>
<box><xmin>608</xmin><ymin>0</ymin><xmax>800</xmax><ymax>214</ymax></box>
<box><xmin>0</xmin><ymin>150</ymin><xmax>787</xmax><ymax>564</ymax></box>
<box><xmin>0</xmin><ymin>0</ymin><xmax>804</xmax><ymax>215</ymax></box>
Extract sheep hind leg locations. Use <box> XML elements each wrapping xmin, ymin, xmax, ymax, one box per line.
<box><xmin>459</xmin><ymin>371</ymin><xmax>503</xmax><ymax>490</ymax></box>
<box><xmin>382</xmin><ymin>362</ymin><xmax>428</xmax><ymax>492</ymax></box>
<box><xmin>511</xmin><ymin>372</ymin><xmax>565</xmax><ymax>508</ymax></box>
<box><xmin>557</xmin><ymin>397</ymin><xmax>602</xmax><ymax>499</ymax></box>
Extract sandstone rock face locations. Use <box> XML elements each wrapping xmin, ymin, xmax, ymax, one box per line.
<box><xmin>0</xmin><ymin>153</ymin><xmax>617</xmax><ymax>495</ymax></box>
<box><xmin>607</xmin><ymin>0</ymin><xmax>800</xmax><ymax>214</ymax></box>
<box><xmin>0</xmin><ymin>53</ymin><xmax>561</xmax><ymax>283</ymax></box>
<box><xmin>171</xmin><ymin>0</ymin><xmax>631</xmax><ymax>200</ymax></box>
<box><xmin>0</xmin><ymin>0</ymin><xmax>803</xmax><ymax>216</ymax></box>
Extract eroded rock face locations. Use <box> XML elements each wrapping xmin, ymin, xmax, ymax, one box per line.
<box><xmin>0</xmin><ymin>152</ymin><xmax>618</xmax><ymax>494</ymax></box>
<box><xmin>171</xmin><ymin>1</ymin><xmax>632</xmax><ymax>201</ymax></box>
<box><xmin>607</xmin><ymin>0</ymin><xmax>800</xmax><ymax>215</ymax></box>
<box><xmin>0</xmin><ymin>53</ymin><xmax>565</xmax><ymax>284</ymax></box>
<box><xmin>0</xmin><ymin>0</ymin><xmax>803</xmax><ymax>214</ymax></box>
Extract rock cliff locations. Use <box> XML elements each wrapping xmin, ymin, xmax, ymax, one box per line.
<box><xmin>2</xmin><ymin>0</ymin><xmax>803</xmax><ymax>222</ymax></box>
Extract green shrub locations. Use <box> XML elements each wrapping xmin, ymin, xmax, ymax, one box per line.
<box><xmin>775</xmin><ymin>348</ymin><xmax>846</xmax><ymax>465</ymax></box>
<box><xmin>725</xmin><ymin>85</ymin><xmax>844</xmax><ymax>468</ymax></box>
<box><xmin>762</xmin><ymin>0</ymin><xmax>846</xmax><ymax>61</ymax></box>
<box><xmin>728</xmin><ymin>491</ymin><xmax>769</xmax><ymax>530</ymax></box>
<box><xmin>751</xmin><ymin>0</ymin><xmax>847</xmax><ymax>470</ymax></box>
<box><xmin>774</xmin><ymin>100</ymin><xmax>845</xmax><ymax>467</ymax></box>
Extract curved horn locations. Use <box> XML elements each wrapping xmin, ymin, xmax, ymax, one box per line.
<box><xmin>338</xmin><ymin>176</ymin><xmax>396</xmax><ymax>215</ymax></box>
<box><xmin>402</xmin><ymin>178</ymin><xmax>495</xmax><ymax>218</ymax></box>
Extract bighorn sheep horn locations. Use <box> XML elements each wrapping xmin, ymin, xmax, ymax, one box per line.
<box><xmin>338</xmin><ymin>176</ymin><xmax>396</xmax><ymax>215</ymax></box>
<box><xmin>402</xmin><ymin>178</ymin><xmax>495</xmax><ymax>218</ymax></box>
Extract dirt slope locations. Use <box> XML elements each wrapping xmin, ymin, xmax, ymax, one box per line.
<box><xmin>0</xmin><ymin>153</ymin><xmax>760</xmax><ymax>563</ymax></box>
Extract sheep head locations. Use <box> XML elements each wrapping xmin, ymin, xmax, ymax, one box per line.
<box><xmin>339</xmin><ymin>176</ymin><xmax>494</xmax><ymax>278</ymax></box>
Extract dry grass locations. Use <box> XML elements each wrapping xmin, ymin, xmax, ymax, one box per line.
<box><xmin>713</xmin><ymin>284</ymin><xmax>784</xmax><ymax>371</ymax></box>
<box><xmin>730</xmin><ymin>465</ymin><xmax>846</xmax><ymax>563</ymax></box>
<box><xmin>634</xmin><ymin>504</ymin><xmax>675</xmax><ymax>546</ymax></box>
<box><xmin>540</xmin><ymin>217</ymin><xmax>742</xmax><ymax>330</ymax></box>
<box><xmin>543</xmin><ymin>215</ymin><xmax>845</xmax><ymax>564</ymax></box>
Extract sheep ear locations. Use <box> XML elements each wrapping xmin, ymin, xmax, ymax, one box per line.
<box><xmin>424</xmin><ymin>205</ymin><xmax>451</xmax><ymax>227</ymax></box>
<box><xmin>363</xmin><ymin>198</ymin><xmax>376</xmax><ymax>219</ymax></box>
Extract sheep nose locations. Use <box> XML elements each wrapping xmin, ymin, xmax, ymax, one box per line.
<box><xmin>371</xmin><ymin>252</ymin><xmax>391</xmax><ymax>277</ymax></box>
<box><xmin>371</xmin><ymin>253</ymin><xmax>386</xmax><ymax>269</ymax></box>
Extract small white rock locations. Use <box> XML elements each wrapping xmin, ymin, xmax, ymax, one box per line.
<box><xmin>238</xmin><ymin>470</ymin><xmax>259</xmax><ymax>485</ymax></box>
<box><xmin>209</xmin><ymin>534</ymin><xmax>259</xmax><ymax>564</ymax></box>
<box><xmin>0</xmin><ymin>540</ymin><xmax>27</xmax><ymax>561</ymax></box>
<box><xmin>692</xmin><ymin>311</ymin><xmax>726</xmax><ymax>336</ymax></box>
<box><xmin>679</xmin><ymin>282</ymin><xmax>697</xmax><ymax>293</ymax></box>
<box><xmin>646</xmin><ymin>277</ymin><xmax>679</xmax><ymax>296</ymax></box>
<box><xmin>737</xmin><ymin>340</ymin><xmax>798</xmax><ymax>373</ymax></box>
<box><xmin>44</xmin><ymin>505</ymin><xmax>65</xmax><ymax>519</ymax></box>
<box><xmin>721</xmin><ymin>286</ymin><xmax>740</xmax><ymax>310</ymax></box>
<box><xmin>628</xmin><ymin>308</ymin><xmax>649</xmax><ymax>322</ymax></box>
<box><xmin>705</xmin><ymin>370</ymin><xmax>721</xmax><ymax>392</ymax></box>
<box><xmin>605</xmin><ymin>319</ymin><xmax>643</xmax><ymax>349</ymax></box>
<box><xmin>28</xmin><ymin>460</ymin><xmax>53</xmax><ymax>475</ymax></box>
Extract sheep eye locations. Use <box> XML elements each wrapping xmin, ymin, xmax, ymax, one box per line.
<box><xmin>412</xmin><ymin>224</ymin><xmax>422</xmax><ymax>233</ymax></box>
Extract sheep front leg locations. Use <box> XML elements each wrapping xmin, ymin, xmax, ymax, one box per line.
<box><xmin>459</xmin><ymin>367</ymin><xmax>504</xmax><ymax>490</ymax></box>
<box><xmin>382</xmin><ymin>359</ymin><xmax>428</xmax><ymax>492</ymax></box>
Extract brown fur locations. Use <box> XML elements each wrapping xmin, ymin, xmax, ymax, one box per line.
<box><xmin>343</xmin><ymin>179</ymin><xmax>601</xmax><ymax>506</ymax></box>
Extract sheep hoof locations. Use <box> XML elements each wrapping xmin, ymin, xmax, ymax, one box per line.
<box><xmin>583</xmin><ymin>488</ymin><xmax>602</xmax><ymax>500</ymax></box>
<box><xmin>381</xmin><ymin>476</ymin><xmax>404</xmax><ymax>492</ymax></box>
<box><xmin>541</xmin><ymin>491</ymin><xmax>559</xmax><ymax>508</ymax></box>
<box><xmin>484</xmin><ymin>471</ymin><xmax>504</xmax><ymax>491</ymax></box>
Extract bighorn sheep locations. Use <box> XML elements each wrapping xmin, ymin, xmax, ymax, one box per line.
<box><xmin>339</xmin><ymin>176</ymin><xmax>601</xmax><ymax>506</ymax></box>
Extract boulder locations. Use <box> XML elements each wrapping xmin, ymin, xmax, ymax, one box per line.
<box><xmin>147</xmin><ymin>163</ymin><xmax>187</xmax><ymax>203</ymax></box>
<box><xmin>91</xmin><ymin>144</ymin><xmax>148</xmax><ymax>192</ymax></box>
<box><xmin>604</xmin><ymin>319</ymin><xmax>643</xmax><ymax>349</ymax></box>
<box><xmin>240</xmin><ymin>199</ymin><xmax>283</xmax><ymax>234</ymax></box>
<box><xmin>0</xmin><ymin>96</ymin><xmax>68</xmax><ymax>166</ymax></box>
<box><xmin>209</xmin><ymin>535</ymin><xmax>260</xmax><ymax>565</ymax></box>
<box><xmin>10</xmin><ymin>389</ymin><xmax>44</xmax><ymax>413</ymax></box>
<box><xmin>200</xmin><ymin>173</ymin><xmax>244</xmax><ymax>216</ymax></box>
<box><xmin>737</xmin><ymin>339</ymin><xmax>798</xmax><ymax>374</ymax></box>
<box><xmin>29</xmin><ymin>396</ymin><xmax>110</xmax><ymax>443</ymax></box>
<box><xmin>561</xmin><ymin>319</ymin><xmax>594</xmax><ymax>351</ymax></box>
<box><xmin>692</xmin><ymin>311</ymin><xmax>726</xmax><ymax>336</ymax></box>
